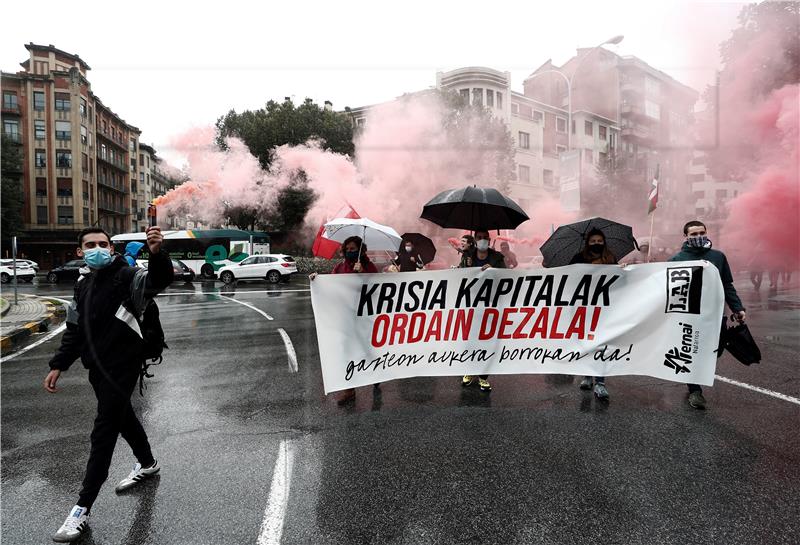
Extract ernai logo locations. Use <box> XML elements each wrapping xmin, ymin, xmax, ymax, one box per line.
<box><xmin>665</xmin><ymin>266</ymin><xmax>703</xmax><ymax>314</ymax></box>
<box><xmin>663</xmin><ymin>322</ymin><xmax>696</xmax><ymax>374</ymax></box>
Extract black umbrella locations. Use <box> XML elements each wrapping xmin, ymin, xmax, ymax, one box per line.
<box><xmin>420</xmin><ymin>186</ymin><xmax>529</xmax><ymax>231</ymax></box>
<box><xmin>400</xmin><ymin>233</ymin><xmax>436</xmax><ymax>264</ymax></box>
<box><xmin>540</xmin><ymin>217</ymin><xmax>638</xmax><ymax>267</ymax></box>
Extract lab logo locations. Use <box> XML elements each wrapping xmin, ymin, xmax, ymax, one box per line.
<box><xmin>665</xmin><ymin>266</ymin><xmax>703</xmax><ymax>314</ymax></box>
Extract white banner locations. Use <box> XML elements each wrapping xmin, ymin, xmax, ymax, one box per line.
<box><xmin>311</xmin><ymin>262</ymin><xmax>724</xmax><ymax>393</ymax></box>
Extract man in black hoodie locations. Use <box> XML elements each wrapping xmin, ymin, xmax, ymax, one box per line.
<box><xmin>45</xmin><ymin>226</ymin><xmax>173</xmax><ymax>542</ymax></box>
<box><xmin>668</xmin><ymin>220</ymin><xmax>746</xmax><ymax>410</ymax></box>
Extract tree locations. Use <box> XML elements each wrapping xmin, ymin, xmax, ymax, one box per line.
<box><xmin>1</xmin><ymin>134</ymin><xmax>25</xmax><ymax>242</ymax></box>
<box><xmin>581</xmin><ymin>152</ymin><xmax>648</xmax><ymax>225</ymax></box>
<box><xmin>215</xmin><ymin>98</ymin><xmax>354</xmax><ymax>168</ymax></box>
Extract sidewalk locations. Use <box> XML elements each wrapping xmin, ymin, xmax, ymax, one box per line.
<box><xmin>0</xmin><ymin>295</ymin><xmax>66</xmax><ymax>353</ymax></box>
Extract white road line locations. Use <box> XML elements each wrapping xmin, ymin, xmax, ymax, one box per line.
<box><xmin>716</xmin><ymin>375</ymin><xmax>800</xmax><ymax>406</ymax></box>
<box><xmin>157</xmin><ymin>288</ymin><xmax>310</xmax><ymax>296</ymax></box>
<box><xmin>277</xmin><ymin>329</ymin><xmax>298</xmax><ymax>373</ymax></box>
<box><xmin>219</xmin><ymin>296</ymin><xmax>273</xmax><ymax>321</ymax></box>
<box><xmin>1</xmin><ymin>297</ymin><xmax>71</xmax><ymax>363</ymax></box>
<box><xmin>257</xmin><ymin>440</ymin><xmax>295</xmax><ymax>545</ymax></box>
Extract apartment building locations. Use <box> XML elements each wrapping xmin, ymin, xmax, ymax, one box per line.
<box><xmin>1</xmin><ymin>43</ymin><xmax>140</xmax><ymax>268</ymax></box>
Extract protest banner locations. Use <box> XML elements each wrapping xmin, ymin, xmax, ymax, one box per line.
<box><xmin>311</xmin><ymin>262</ymin><xmax>724</xmax><ymax>393</ymax></box>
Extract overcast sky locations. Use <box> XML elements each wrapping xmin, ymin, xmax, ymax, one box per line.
<box><xmin>1</xmin><ymin>0</ymin><xmax>744</xmax><ymax>165</ymax></box>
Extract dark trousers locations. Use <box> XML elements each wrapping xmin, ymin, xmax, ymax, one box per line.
<box><xmin>78</xmin><ymin>365</ymin><xmax>154</xmax><ymax>509</ymax></box>
<box><xmin>687</xmin><ymin>317</ymin><xmax>728</xmax><ymax>396</ymax></box>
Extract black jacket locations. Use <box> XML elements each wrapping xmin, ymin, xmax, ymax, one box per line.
<box><xmin>668</xmin><ymin>242</ymin><xmax>744</xmax><ymax>313</ymax></box>
<box><xmin>49</xmin><ymin>251</ymin><xmax>173</xmax><ymax>372</ymax></box>
<box><xmin>459</xmin><ymin>248</ymin><xmax>506</xmax><ymax>269</ymax></box>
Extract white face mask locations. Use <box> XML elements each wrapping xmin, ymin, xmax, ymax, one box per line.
<box><xmin>476</xmin><ymin>240</ymin><xmax>490</xmax><ymax>251</ymax></box>
<box><xmin>404</xmin><ymin>245</ymin><xmax>413</xmax><ymax>253</ymax></box>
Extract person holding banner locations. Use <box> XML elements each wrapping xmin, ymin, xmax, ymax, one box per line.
<box><xmin>568</xmin><ymin>228</ymin><xmax>618</xmax><ymax>400</ymax></box>
<box><xmin>310</xmin><ymin>236</ymin><xmax>378</xmax><ymax>404</ymax></box>
<box><xmin>461</xmin><ymin>230</ymin><xmax>506</xmax><ymax>392</ymax></box>
<box><xmin>669</xmin><ymin>220</ymin><xmax>746</xmax><ymax>410</ymax></box>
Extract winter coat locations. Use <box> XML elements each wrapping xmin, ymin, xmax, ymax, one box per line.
<box><xmin>49</xmin><ymin>251</ymin><xmax>174</xmax><ymax>372</ymax></box>
<box><xmin>668</xmin><ymin>242</ymin><xmax>744</xmax><ymax>313</ymax></box>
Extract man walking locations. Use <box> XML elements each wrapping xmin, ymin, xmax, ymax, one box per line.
<box><xmin>668</xmin><ymin>220</ymin><xmax>745</xmax><ymax>410</ymax></box>
<box><xmin>460</xmin><ymin>229</ymin><xmax>506</xmax><ymax>392</ymax></box>
<box><xmin>45</xmin><ymin>226</ymin><xmax>173</xmax><ymax>542</ymax></box>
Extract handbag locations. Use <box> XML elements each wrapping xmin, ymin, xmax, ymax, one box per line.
<box><xmin>722</xmin><ymin>315</ymin><xmax>761</xmax><ymax>365</ymax></box>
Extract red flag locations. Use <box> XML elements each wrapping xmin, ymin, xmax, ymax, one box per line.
<box><xmin>647</xmin><ymin>165</ymin><xmax>660</xmax><ymax>214</ymax></box>
<box><xmin>311</xmin><ymin>204</ymin><xmax>360</xmax><ymax>258</ymax></box>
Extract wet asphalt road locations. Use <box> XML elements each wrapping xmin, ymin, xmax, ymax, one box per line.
<box><xmin>2</xmin><ymin>278</ymin><xmax>799</xmax><ymax>545</ymax></box>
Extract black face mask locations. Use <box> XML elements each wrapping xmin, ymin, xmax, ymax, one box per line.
<box><xmin>589</xmin><ymin>244</ymin><xmax>605</xmax><ymax>255</ymax></box>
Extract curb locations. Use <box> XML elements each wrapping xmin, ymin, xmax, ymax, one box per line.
<box><xmin>0</xmin><ymin>298</ymin><xmax>9</xmax><ymax>318</ymax></box>
<box><xmin>0</xmin><ymin>297</ymin><xmax>66</xmax><ymax>353</ymax></box>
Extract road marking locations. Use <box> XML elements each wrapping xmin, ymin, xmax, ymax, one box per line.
<box><xmin>716</xmin><ymin>375</ymin><xmax>800</xmax><ymax>406</ymax></box>
<box><xmin>159</xmin><ymin>288</ymin><xmax>311</xmax><ymax>297</ymax></box>
<box><xmin>257</xmin><ymin>440</ymin><xmax>295</xmax><ymax>545</ymax></box>
<box><xmin>219</xmin><ymin>296</ymin><xmax>273</xmax><ymax>321</ymax></box>
<box><xmin>277</xmin><ymin>329</ymin><xmax>298</xmax><ymax>373</ymax></box>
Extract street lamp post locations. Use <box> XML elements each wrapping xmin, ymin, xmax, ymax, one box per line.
<box><xmin>526</xmin><ymin>35</ymin><xmax>624</xmax><ymax>151</ymax></box>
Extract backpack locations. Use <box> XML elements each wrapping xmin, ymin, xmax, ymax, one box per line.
<box><xmin>136</xmin><ymin>299</ymin><xmax>168</xmax><ymax>395</ymax></box>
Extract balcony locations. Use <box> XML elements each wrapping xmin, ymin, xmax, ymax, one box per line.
<box><xmin>82</xmin><ymin>168</ymin><xmax>90</xmax><ymax>181</ymax></box>
<box><xmin>97</xmin><ymin>177</ymin><xmax>129</xmax><ymax>194</ymax></box>
<box><xmin>57</xmin><ymin>196</ymin><xmax>74</xmax><ymax>206</ymax></box>
<box><xmin>96</xmin><ymin>153</ymin><xmax>129</xmax><ymax>172</ymax></box>
<box><xmin>2</xmin><ymin>131</ymin><xmax>22</xmax><ymax>144</ymax></box>
<box><xmin>36</xmin><ymin>196</ymin><xmax>48</xmax><ymax>206</ymax></box>
<box><xmin>620</xmin><ymin>125</ymin><xmax>651</xmax><ymax>142</ymax></box>
<box><xmin>55</xmin><ymin>109</ymin><xmax>71</xmax><ymax>121</ymax></box>
<box><xmin>2</xmin><ymin>103</ymin><xmax>20</xmax><ymax>115</ymax></box>
<box><xmin>35</xmin><ymin>166</ymin><xmax>47</xmax><ymax>176</ymax></box>
<box><xmin>620</xmin><ymin>103</ymin><xmax>646</xmax><ymax>118</ymax></box>
<box><xmin>56</xmin><ymin>166</ymin><xmax>72</xmax><ymax>177</ymax></box>
<box><xmin>620</xmin><ymin>81</ymin><xmax>642</xmax><ymax>95</ymax></box>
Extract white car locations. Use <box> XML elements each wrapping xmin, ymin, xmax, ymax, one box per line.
<box><xmin>0</xmin><ymin>260</ymin><xmax>36</xmax><ymax>283</ymax></box>
<box><xmin>14</xmin><ymin>259</ymin><xmax>39</xmax><ymax>272</ymax></box>
<box><xmin>217</xmin><ymin>254</ymin><xmax>297</xmax><ymax>284</ymax></box>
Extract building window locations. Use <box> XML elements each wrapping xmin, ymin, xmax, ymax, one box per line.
<box><xmin>83</xmin><ymin>208</ymin><xmax>90</xmax><ymax>224</ymax></box>
<box><xmin>519</xmin><ymin>104</ymin><xmax>532</xmax><ymax>118</ymax></box>
<box><xmin>33</xmin><ymin>120</ymin><xmax>45</xmax><ymax>140</ymax></box>
<box><xmin>139</xmin><ymin>154</ymin><xmax>145</xmax><ymax>166</ymax></box>
<box><xmin>56</xmin><ymin>150</ymin><xmax>72</xmax><ymax>168</ymax></box>
<box><xmin>129</xmin><ymin>137</ymin><xmax>136</xmax><ymax>152</ymax></box>
<box><xmin>37</xmin><ymin>206</ymin><xmax>48</xmax><ymax>224</ymax></box>
<box><xmin>599</xmin><ymin>125</ymin><xmax>607</xmax><ymax>140</ymax></box>
<box><xmin>584</xmin><ymin>149</ymin><xmax>593</xmax><ymax>163</ymax></box>
<box><xmin>36</xmin><ymin>177</ymin><xmax>47</xmax><ymax>196</ymax></box>
<box><xmin>3</xmin><ymin>119</ymin><xmax>20</xmax><ymax>141</ymax></box>
<box><xmin>556</xmin><ymin>117</ymin><xmax>567</xmax><ymax>133</ymax></box>
<box><xmin>533</xmin><ymin>111</ymin><xmax>543</xmax><ymax>123</ymax></box>
<box><xmin>518</xmin><ymin>131</ymin><xmax>530</xmax><ymax>150</ymax></box>
<box><xmin>571</xmin><ymin>120</ymin><xmax>576</xmax><ymax>134</ymax></box>
<box><xmin>511</xmin><ymin>103</ymin><xmax>519</xmax><ymax>115</ymax></box>
<box><xmin>146</xmin><ymin>174</ymin><xmax>150</xmax><ymax>185</ymax></box>
<box><xmin>80</xmin><ymin>98</ymin><xmax>87</xmax><ymax>117</ymax></box>
<box><xmin>472</xmin><ymin>88</ymin><xmax>483</xmax><ymax>106</ymax></box>
<box><xmin>609</xmin><ymin>132</ymin><xmax>616</xmax><ymax>149</ymax></box>
<box><xmin>3</xmin><ymin>92</ymin><xmax>18</xmax><ymax>110</ymax></box>
<box><xmin>460</xmin><ymin>89</ymin><xmax>470</xmax><ymax>103</ymax></box>
<box><xmin>486</xmin><ymin>89</ymin><xmax>494</xmax><ymax>107</ymax></box>
<box><xmin>645</xmin><ymin>100</ymin><xmax>661</xmax><ymax>120</ymax></box>
<box><xmin>57</xmin><ymin>177</ymin><xmax>73</xmax><ymax>197</ymax></box>
<box><xmin>57</xmin><ymin>206</ymin><xmax>74</xmax><ymax>225</ymax></box>
<box><xmin>80</xmin><ymin>125</ymin><xmax>88</xmax><ymax>145</ymax></box>
<box><xmin>518</xmin><ymin>165</ymin><xmax>531</xmax><ymax>184</ymax></box>
<box><xmin>645</xmin><ymin>76</ymin><xmax>661</xmax><ymax>98</ymax></box>
<box><xmin>100</xmin><ymin>144</ymin><xmax>107</xmax><ymax>161</ymax></box>
<box><xmin>55</xmin><ymin>121</ymin><xmax>71</xmax><ymax>140</ymax></box>
<box><xmin>140</xmin><ymin>172</ymin><xmax>145</xmax><ymax>183</ymax></box>
<box><xmin>599</xmin><ymin>152</ymin><xmax>608</xmax><ymax>165</ymax></box>
<box><xmin>146</xmin><ymin>156</ymin><xmax>150</xmax><ymax>168</ymax></box>
<box><xmin>55</xmin><ymin>93</ymin><xmax>70</xmax><ymax>111</ymax></box>
<box><xmin>715</xmin><ymin>189</ymin><xmax>727</xmax><ymax>198</ymax></box>
<box><xmin>543</xmin><ymin>169</ymin><xmax>554</xmax><ymax>187</ymax></box>
<box><xmin>35</xmin><ymin>149</ymin><xmax>47</xmax><ymax>167</ymax></box>
<box><xmin>556</xmin><ymin>145</ymin><xmax>567</xmax><ymax>155</ymax></box>
<box><xmin>584</xmin><ymin>120</ymin><xmax>593</xmax><ymax>136</ymax></box>
<box><xmin>496</xmin><ymin>92</ymin><xmax>503</xmax><ymax>109</ymax></box>
<box><xmin>33</xmin><ymin>91</ymin><xmax>45</xmax><ymax>111</ymax></box>
<box><xmin>82</xmin><ymin>153</ymin><xmax>89</xmax><ymax>171</ymax></box>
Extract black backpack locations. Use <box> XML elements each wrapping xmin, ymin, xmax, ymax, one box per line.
<box><xmin>137</xmin><ymin>299</ymin><xmax>168</xmax><ymax>395</ymax></box>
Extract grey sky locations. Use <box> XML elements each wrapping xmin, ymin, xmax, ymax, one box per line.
<box><xmin>1</xmin><ymin>0</ymin><xmax>744</xmax><ymax>165</ymax></box>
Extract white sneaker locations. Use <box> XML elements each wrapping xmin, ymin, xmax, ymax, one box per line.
<box><xmin>115</xmin><ymin>460</ymin><xmax>160</xmax><ymax>493</ymax></box>
<box><xmin>52</xmin><ymin>505</ymin><xmax>89</xmax><ymax>542</ymax></box>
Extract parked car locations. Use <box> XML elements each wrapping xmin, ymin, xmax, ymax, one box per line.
<box><xmin>0</xmin><ymin>260</ymin><xmax>36</xmax><ymax>283</ymax></box>
<box><xmin>137</xmin><ymin>258</ymin><xmax>196</xmax><ymax>283</ymax></box>
<box><xmin>46</xmin><ymin>260</ymin><xmax>86</xmax><ymax>283</ymax></box>
<box><xmin>9</xmin><ymin>259</ymin><xmax>39</xmax><ymax>272</ymax></box>
<box><xmin>217</xmin><ymin>254</ymin><xmax>297</xmax><ymax>284</ymax></box>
